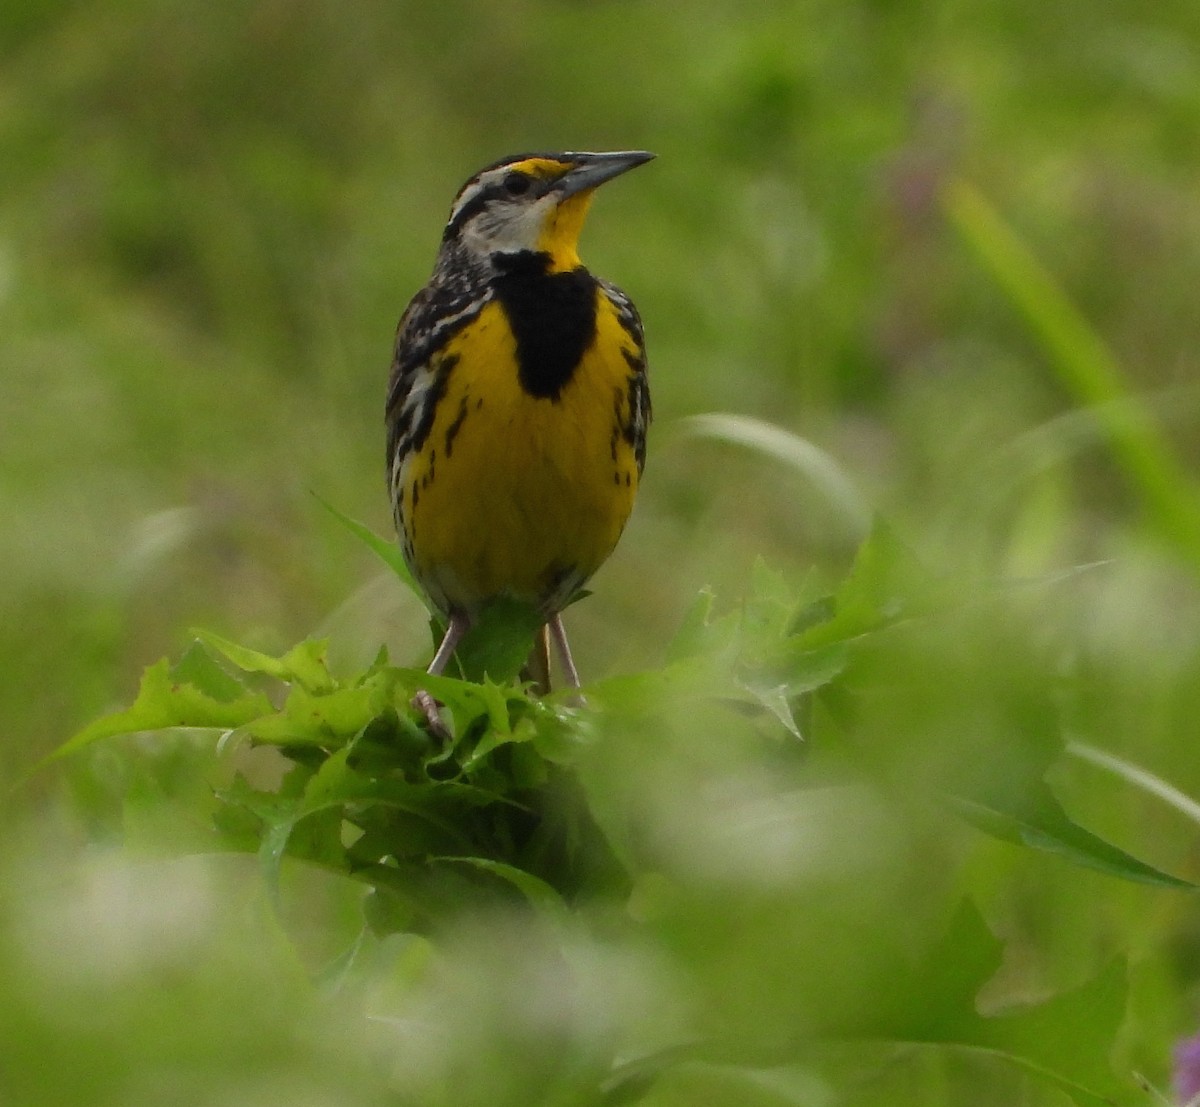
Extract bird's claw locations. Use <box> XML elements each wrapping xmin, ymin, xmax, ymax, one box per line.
<box><xmin>412</xmin><ymin>689</ymin><xmax>452</xmax><ymax>741</ymax></box>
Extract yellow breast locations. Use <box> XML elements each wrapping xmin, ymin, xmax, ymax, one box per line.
<box><xmin>398</xmin><ymin>293</ymin><xmax>641</xmax><ymax>617</ymax></box>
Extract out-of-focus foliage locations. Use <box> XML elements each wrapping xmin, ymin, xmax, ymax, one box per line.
<box><xmin>29</xmin><ymin>519</ymin><xmax>1186</xmax><ymax>1105</ymax></box>
<box><xmin>3</xmin><ymin>0</ymin><xmax>1200</xmax><ymax>1104</ymax></box>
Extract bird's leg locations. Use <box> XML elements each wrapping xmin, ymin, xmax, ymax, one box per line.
<box><xmin>427</xmin><ymin>614</ymin><xmax>470</xmax><ymax>677</ymax></box>
<box><xmin>548</xmin><ymin>613</ymin><xmax>585</xmax><ymax>707</ymax></box>
<box><xmin>413</xmin><ymin>612</ymin><xmax>470</xmax><ymax>737</ymax></box>
<box><xmin>521</xmin><ymin>624</ymin><xmax>552</xmax><ymax>696</ymax></box>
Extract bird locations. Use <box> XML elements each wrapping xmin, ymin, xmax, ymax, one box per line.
<box><xmin>385</xmin><ymin>149</ymin><xmax>653</xmax><ymax>728</ymax></box>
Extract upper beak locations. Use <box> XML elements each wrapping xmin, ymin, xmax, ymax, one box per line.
<box><xmin>555</xmin><ymin>150</ymin><xmax>655</xmax><ymax>199</ymax></box>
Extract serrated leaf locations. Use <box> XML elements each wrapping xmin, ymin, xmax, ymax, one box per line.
<box><xmin>408</xmin><ymin>669</ymin><xmax>507</xmax><ymax>747</ymax></box>
<box><xmin>789</xmin><ymin>594</ymin><xmax>836</xmax><ymax>636</ymax></box>
<box><xmin>667</xmin><ymin>586</ymin><xmax>714</xmax><ymax>660</ymax></box>
<box><xmin>666</xmin><ymin>586</ymin><xmax>739</xmax><ymax>665</ymax></box>
<box><xmin>794</xmin><ymin>518</ymin><xmax>937</xmax><ymax>650</ymax></box>
<box><xmin>169</xmin><ymin>641</ymin><xmax>249</xmax><ymax>702</ymax></box>
<box><xmin>739</xmin><ymin>561</ymin><xmax>796</xmax><ymax>638</ymax></box>
<box><xmin>249</xmin><ymin>749</ymin><xmax>484</xmax><ymax>902</ymax></box>
<box><xmin>258</xmin><ymin>746</ymin><xmax>356</xmax><ymax>900</ymax></box>
<box><xmin>952</xmin><ymin>781</ymin><xmax>1195</xmax><ymax>888</ymax></box>
<box><xmin>312</xmin><ymin>491</ymin><xmax>425</xmax><ymax>600</ymax></box>
<box><xmin>44</xmin><ymin>659</ymin><xmax>274</xmax><ymax>767</ymax></box>
<box><xmin>192</xmin><ymin>629</ymin><xmax>335</xmax><ymax>694</ymax></box>
<box><xmin>744</xmin><ymin>559</ymin><xmax>811</xmax><ymax>641</ymax></box>
<box><xmin>460</xmin><ymin>681</ymin><xmax>529</xmax><ymax>768</ymax></box>
<box><xmin>277</xmin><ymin>639</ymin><xmax>338</xmax><ymax>694</ymax></box>
<box><xmin>756</xmin><ymin>640</ymin><xmax>850</xmax><ymax>698</ymax></box>
<box><xmin>245</xmin><ymin>669</ymin><xmax>399</xmax><ymax>748</ymax></box>
<box><xmin>736</xmin><ymin>679</ymin><xmax>803</xmax><ymax>739</ymax></box>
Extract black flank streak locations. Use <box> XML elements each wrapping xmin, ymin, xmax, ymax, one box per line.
<box><xmin>389</xmin><ymin>405</ymin><xmax>412</xmax><ymax>452</ymax></box>
<box><xmin>621</xmin><ymin>377</ymin><xmax>640</xmax><ymax>447</ymax></box>
<box><xmin>611</xmin><ymin>385</ymin><xmax>625</xmax><ymax>460</ymax></box>
<box><xmin>410</xmin><ymin>356</ymin><xmax>457</xmax><ymax>454</ymax></box>
<box><xmin>444</xmin><ymin>395</ymin><xmax>470</xmax><ymax>458</ymax></box>
<box><xmin>493</xmin><ymin>252</ymin><xmax>597</xmax><ymax>400</ymax></box>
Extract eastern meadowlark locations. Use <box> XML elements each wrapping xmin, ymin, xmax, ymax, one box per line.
<box><xmin>386</xmin><ymin>150</ymin><xmax>653</xmax><ymax>725</ymax></box>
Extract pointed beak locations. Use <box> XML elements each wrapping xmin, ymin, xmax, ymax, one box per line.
<box><xmin>554</xmin><ymin>150</ymin><xmax>655</xmax><ymax>199</ymax></box>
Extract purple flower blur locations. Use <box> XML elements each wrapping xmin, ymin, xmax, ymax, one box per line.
<box><xmin>1174</xmin><ymin>1031</ymin><xmax>1200</xmax><ymax>1104</ymax></box>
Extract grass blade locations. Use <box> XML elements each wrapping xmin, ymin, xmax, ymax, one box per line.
<box><xmin>944</xmin><ymin>179</ymin><xmax>1200</xmax><ymax>571</ymax></box>
<box><xmin>311</xmin><ymin>491</ymin><xmax>424</xmax><ymax>601</ymax></box>
<box><xmin>1067</xmin><ymin>740</ymin><xmax>1200</xmax><ymax>829</ymax></box>
<box><xmin>676</xmin><ymin>413</ymin><xmax>871</xmax><ymax>539</ymax></box>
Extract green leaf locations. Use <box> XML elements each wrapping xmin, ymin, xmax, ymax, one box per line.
<box><xmin>169</xmin><ymin>640</ymin><xmax>249</xmax><ymax>702</ymax></box>
<box><xmin>192</xmin><ymin>629</ymin><xmax>336</xmax><ymax>694</ymax></box>
<box><xmin>43</xmin><ymin>658</ymin><xmax>274</xmax><ymax>767</ymax></box>
<box><xmin>587</xmin><ymin>653</ymin><xmax>741</xmax><ymax>719</ymax></box>
<box><xmin>430</xmin><ymin>855</ymin><xmax>567</xmax><ymax>918</ymax></box>
<box><xmin>743</xmin><ymin>559</ymin><xmax>812</xmax><ymax>643</ymax></box>
<box><xmin>245</xmin><ymin>668</ymin><xmax>400</xmax><ymax>748</ymax></box>
<box><xmin>903</xmin><ymin>900</ymin><xmax>1006</xmax><ymax>1040</ymax></box>
<box><xmin>733</xmin><ymin>563</ymin><xmax>849</xmax><ymax>726</ymax></box>
<box><xmin>312</xmin><ymin>491</ymin><xmax>425</xmax><ymax>600</ymax></box>
<box><xmin>600</xmin><ymin>1046</ymin><xmax>698</xmax><ymax>1106</ymax></box>
<box><xmin>411</xmin><ymin>669</ymin><xmax>511</xmax><ymax>746</ymax></box>
<box><xmin>735</xmin><ymin>678</ymin><xmax>802</xmax><ymax>740</ymax></box>
<box><xmin>667</xmin><ymin>586</ymin><xmax>739</xmax><ymax>664</ymax></box>
<box><xmin>257</xmin><ymin>746</ymin><xmax>356</xmax><ymax>899</ymax></box>
<box><xmin>451</xmin><ymin>597</ymin><xmax>544</xmax><ymax>684</ymax></box>
<box><xmin>951</xmin><ymin>780</ymin><xmax>1195</xmax><ymax>889</ymax></box>
<box><xmin>969</xmin><ymin>959</ymin><xmax>1128</xmax><ymax>1107</ymax></box>
<box><xmin>894</xmin><ymin>900</ymin><xmax>1127</xmax><ymax>1105</ymax></box>
<box><xmin>754</xmin><ymin>640</ymin><xmax>850</xmax><ymax>699</ymax></box>
<box><xmin>459</xmin><ymin>681</ymin><xmax>530</xmax><ymax>769</ymax></box>
<box><xmin>622</xmin><ymin>1061</ymin><xmax>829</xmax><ymax>1107</ymax></box>
<box><xmin>229</xmin><ymin>747</ymin><xmax>487</xmax><ymax>905</ymax></box>
<box><xmin>793</xmin><ymin>518</ymin><xmax>938</xmax><ymax>651</ymax></box>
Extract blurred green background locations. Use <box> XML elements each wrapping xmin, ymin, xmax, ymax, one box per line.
<box><xmin>4</xmin><ymin>1</ymin><xmax>1200</xmax><ymax>1104</ymax></box>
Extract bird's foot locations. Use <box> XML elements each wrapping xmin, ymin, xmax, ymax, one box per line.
<box><xmin>412</xmin><ymin>689</ymin><xmax>452</xmax><ymax>741</ymax></box>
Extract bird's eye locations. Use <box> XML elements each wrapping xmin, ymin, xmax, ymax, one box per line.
<box><xmin>502</xmin><ymin>172</ymin><xmax>531</xmax><ymax>196</ymax></box>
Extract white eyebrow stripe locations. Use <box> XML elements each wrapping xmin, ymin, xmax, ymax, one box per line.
<box><xmin>446</xmin><ymin>169</ymin><xmax>508</xmax><ymax>227</ymax></box>
<box><xmin>447</xmin><ymin>179</ymin><xmax>485</xmax><ymax>226</ymax></box>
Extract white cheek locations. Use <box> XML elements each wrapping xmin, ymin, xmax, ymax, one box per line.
<box><xmin>465</xmin><ymin>197</ymin><xmax>553</xmax><ymax>254</ymax></box>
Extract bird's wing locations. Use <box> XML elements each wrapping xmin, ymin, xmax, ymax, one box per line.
<box><xmin>599</xmin><ymin>278</ymin><xmax>651</xmax><ymax>475</ymax></box>
<box><xmin>385</xmin><ymin>274</ymin><xmax>493</xmax><ymax>489</ymax></box>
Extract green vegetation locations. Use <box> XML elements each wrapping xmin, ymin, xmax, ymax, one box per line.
<box><xmin>4</xmin><ymin>2</ymin><xmax>1200</xmax><ymax>1105</ymax></box>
